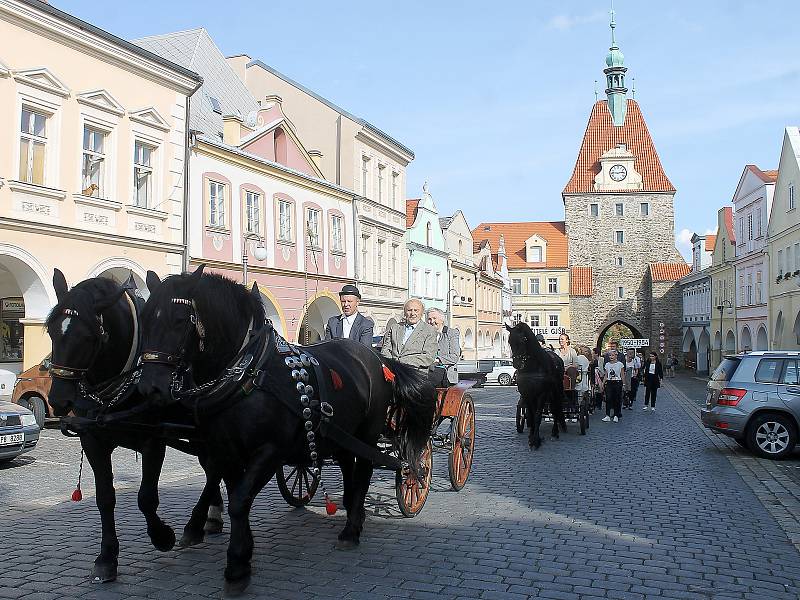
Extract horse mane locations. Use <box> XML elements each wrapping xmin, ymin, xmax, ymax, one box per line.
<box><xmin>45</xmin><ymin>277</ymin><xmax>121</xmax><ymax>333</ymax></box>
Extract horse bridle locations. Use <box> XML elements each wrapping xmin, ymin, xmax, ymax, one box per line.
<box><xmin>49</xmin><ymin>308</ymin><xmax>108</xmax><ymax>381</ymax></box>
<box><xmin>140</xmin><ymin>297</ymin><xmax>206</xmax><ymax>369</ymax></box>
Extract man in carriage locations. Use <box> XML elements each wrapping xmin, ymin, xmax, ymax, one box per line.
<box><xmin>380</xmin><ymin>298</ymin><xmax>438</xmax><ymax>371</ymax></box>
<box><xmin>426</xmin><ymin>307</ymin><xmax>461</xmax><ymax>388</ymax></box>
<box><xmin>324</xmin><ymin>284</ymin><xmax>374</xmax><ymax>346</ymax></box>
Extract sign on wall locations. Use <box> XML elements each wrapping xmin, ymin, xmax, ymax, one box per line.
<box><xmin>619</xmin><ymin>338</ymin><xmax>650</xmax><ymax>348</ymax></box>
<box><xmin>1</xmin><ymin>298</ymin><xmax>24</xmax><ymax>313</ymax></box>
<box><xmin>531</xmin><ymin>326</ymin><xmax>566</xmax><ymax>339</ymax></box>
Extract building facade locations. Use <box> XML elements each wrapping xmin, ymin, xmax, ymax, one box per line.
<box><xmin>708</xmin><ymin>207</ymin><xmax>737</xmax><ymax>366</ymax></box>
<box><xmin>473</xmin><ymin>222</ymin><xmax>570</xmax><ymax>347</ymax></box>
<box><xmin>227</xmin><ymin>56</ymin><xmax>412</xmax><ymax>332</ymax></box>
<box><xmin>733</xmin><ymin>165</ymin><xmax>775</xmax><ymax>352</ymax></box>
<box><xmin>406</xmin><ymin>186</ymin><xmax>447</xmax><ymax>315</ymax></box>
<box><xmin>563</xmin><ymin>16</ymin><xmax>687</xmax><ymax>356</ymax></box>
<box><xmin>474</xmin><ymin>241</ymin><xmax>505</xmax><ymax>357</ymax></box>
<box><xmin>0</xmin><ymin>0</ymin><xmax>199</xmax><ymax>394</ymax></box>
<box><xmin>768</xmin><ymin>127</ymin><xmax>800</xmax><ymax>350</ymax></box>
<box><xmin>441</xmin><ymin>211</ymin><xmax>479</xmax><ymax>359</ymax></box>
<box><xmin>680</xmin><ymin>234</ymin><xmax>713</xmax><ymax>374</ymax></box>
<box><xmin>136</xmin><ymin>29</ymin><xmax>356</xmax><ymax>344</ymax></box>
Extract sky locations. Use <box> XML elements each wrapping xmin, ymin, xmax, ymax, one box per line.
<box><xmin>56</xmin><ymin>0</ymin><xmax>800</xmax><ymax>260</ymax></box>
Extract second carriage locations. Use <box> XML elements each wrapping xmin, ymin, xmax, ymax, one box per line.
<box><xmin>515</xmin><ymin>364</ymin><xmax>590</xmax><ymax>435</ymax></box>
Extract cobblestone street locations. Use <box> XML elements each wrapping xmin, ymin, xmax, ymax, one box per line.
<box><xmin>3</xmin><ymin>377</ymin><xmax>800</xmax><ymax>599</ymax></box>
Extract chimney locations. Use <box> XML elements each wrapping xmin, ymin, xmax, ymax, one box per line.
<box><xmin>222</xmin><ymin>114</ymin><xmax>244</xmax><ymax>146</ymax></box>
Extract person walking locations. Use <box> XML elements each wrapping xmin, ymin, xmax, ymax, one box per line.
<box><xmin>643</xmin><ymin>351</ymin><xmax>664</xmax><ymax>411</ymax></box>
<box><xmin>622</xmin><ymin>348</ymin><xmax>641</xmax><ymax>409</ymax></box>
<box><xmin>665</xmin><ymin>353</ymin><xmax>676</xmax><ymax>378</ymax></box>
<box><xmin>575</xmin><ymin>346</ymin><xmax>591</xmax><ymax>409</ymax></box>
<box><xmin>602</xmin><ymin>349</ymin><xmax>623</xmax><ymax>423</ymax></box>
<box><xmin>590</xmin><ymin>347</ymin><xmax>604</xmax><ymax>410</ymax></box>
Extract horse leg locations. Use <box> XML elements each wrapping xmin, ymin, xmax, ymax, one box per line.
<box><xmin>137</xmin><ymin>439</ymin><xmax>176</xmax><ymax>552</ymax></box>
<box><xmin>527</xmin><ymin>396</ymin><xmax>542</xmax><ymax>449</ymax></box>
<box><xmin>337</xmin><ymin>455</ymin><xmax>374</xmax><ymax>548</ymax></box>
<box><xmin>179</xmin><ymin>450</ymin><xmax>224</xmax><ymax>547</ymax></box>
<box><xmin>337</xmin><ymin>452</ymin><xmax>355</xmax><ymax>513</ymax></box>
<box><xmin>224</xmin><ymin>443</ymin><xmax>280</xmax><ymax>597</ymax></box>
<box><xmin>81</xmin><ymin>433</ymin><xmax>119</xmax><ymax>583</ymax></box>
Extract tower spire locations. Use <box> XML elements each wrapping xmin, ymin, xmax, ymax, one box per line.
<box><xmin>604</xmin><ymin>2</ymin><xmax>628</xmax><ymax>126</ymax></box>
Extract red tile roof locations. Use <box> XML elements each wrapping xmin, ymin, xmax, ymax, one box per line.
<box><xmin>705</xmin><ymin>234</ymin><xmax>717</xmax><ymax>252</ymax></box>
<box><xmin>722</xmin><ymin>206</ymin><xmax>735</xmax><ymax>244</ymax></box>
<box><xmin>570</xmin><ymin>267</ymin><xmax>593</xmax><ymax>296</ymax></box>
<box><xmin>650</xmin><ymin>262</ymin><xmax>691</xmax><ymax>282</ymax></box>
<box><xmin>563</xmin><ymin>100</ymin><xmax>674</xmax><ymax>194</ymax></box>
<box><xmin>472</xmin><ymin>222</ymin><xmax>567</xmax><ymax>269</ymax></box>
<box><xmin>405</xmin><ymin>199</ymin><xmax>420</xmax><ymax>228</ymax></box>
<box><xmin>746</xmin><ymin>164</ymin><xmax>779</xmax><ymax>183</ymax></box>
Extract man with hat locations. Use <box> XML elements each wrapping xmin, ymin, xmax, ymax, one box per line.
<box><xmin>324</xmin><ymin>284</ymin><xmax>374</xmax><ymax>346</ymax></box>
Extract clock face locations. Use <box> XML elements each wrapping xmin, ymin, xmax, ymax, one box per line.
<box><xmin>609</xmin><ymin>164</ymin><xmax>627</xmax><ymax>182</ymax></box>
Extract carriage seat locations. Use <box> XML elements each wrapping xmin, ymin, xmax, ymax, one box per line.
<box><xmin>563</xmin><ymin>365</ymin><xmax>578</xmax><ymax>392</ymax></box>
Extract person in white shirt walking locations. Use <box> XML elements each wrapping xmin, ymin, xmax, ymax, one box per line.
<box><xmin>602</xmin><ymin>350</ymin><xmax>624</xmax><ymax>422</ymax></box>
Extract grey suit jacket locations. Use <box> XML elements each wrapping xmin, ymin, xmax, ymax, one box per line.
<box><xmin>380</xmin><ymin>320</ymin><xmax>438</xmax><ymax>369</ymax></box>
<box><xmin>324</xmin><ymin>312</ymin><xmax>374</xmax><ymax>346</ymax></box>
<box><xmin>435</xmin><ymin>326</ymin><xmax>461</xmax><ymax>366</ymax></box>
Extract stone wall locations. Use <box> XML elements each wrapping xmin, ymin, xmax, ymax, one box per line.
<box><xmin>565</xmin><ymin>191</ymin><xmax>683</xmax><ymax>346</ymax></box>
<box><xmin>651</xmin><ymin>278</ymin><xmax>685</xmax><ymax>359</ymax></box>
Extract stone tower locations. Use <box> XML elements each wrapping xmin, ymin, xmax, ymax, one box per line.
<box><xmin>563</xmin><ymin>12</ymin><xmax>688</xmax><ymax>354</ymax></box>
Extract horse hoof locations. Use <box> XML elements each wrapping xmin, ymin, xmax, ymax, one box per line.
<box><xmin>334</xmin><ymin>539</ymin><xmax>359</xmax><ymax>550</ymax></box>
<box><xmin>91</xmin><ymin>562</ymin><xmax>117</xmax><ymax>583</ymax></box>
<box><xmin>204</xmin><ymin>518</ymin><xmax>224</xmax><ymax>535</ymax></box>
<box><xmin>150</xmin><ymin>525</ymin><xmax>176</xmax><ymax>552</ymax></box>
<box><xmin>223</xmin><ymin>574</ymin><xmax>251</xmax><ymax>598</ymax></box>
<box><xmin>178</xmin><ymin>531</ymin><xmax>205</xmax><ymax>548</ymax></box>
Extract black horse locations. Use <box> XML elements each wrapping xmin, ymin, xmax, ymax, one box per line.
<box><xmin>506</xmin><ymin>322</ymin><xmax>566</xmax><ymax>448</ymax></box>
<box><xmin>45</xmin><ymin>270</ymin><xmax>224</xmax><ymax>583</ymax></box>
<box><xmin>136</xmin><ymin>266</ymin><xmax>435</xmax><ymax>596</ymax></box>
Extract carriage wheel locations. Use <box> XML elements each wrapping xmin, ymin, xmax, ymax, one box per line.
<box><xmin>515</xmin><ymin>404</ymin><xmax>526</xmax><ymax>433</ymax></box>
<box><xmin>449</xmin><ymin>394</ymin><xmax>475</xmax><ymax>491</ymax></box>
<box><xmin>395</xmin><ymin>439</ymin><xmax>433</xmax><ymax>518</ymax></box>
<box><xmin>275</xmin><ymin>464</ymin><xmax>319</xmax><ymax>507</ymax></box>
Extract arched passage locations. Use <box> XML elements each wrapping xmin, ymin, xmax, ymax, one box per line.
<box><xmin>741</xmin><ymin>326</ymin><xmax>752</xmax><ymax>352</ymax></box>
<box><xmin>725</xmin><ymin>330</ymin><xmax>736</xmax><ymax>355</ymax></box>
<box><xmin>756</xmin><ymin>325</ymin><xmax>768</xmax><ymax>351</ymax></box>
<box><xmin>681</xmin><ymin>328</ymin><xmax>695</xmax><ymax>353</ymax></box>
<box><xmin>698</xmin><ymin>329</ymin><xmax>710</xmax><ymax>374</ymax></box>
<box><xmin>90</xmin><ymin>258</ymin><xmax>149</xmax><ymax>299</ymax></box>
<box><xmin>775</xmin><ymin>311</ymin><xmax>784</xmax><ymax>349</ymax></box>
<box><xmin>297</xmin><ymin>293</ymin><xmax>339</xmax><ymax>344</ymax></box>
<box><xmin>492</xmin><ymin>332</ymin><xmax>501</xmax><ymax>357</ymax></box>
<box><xmin>597</xmin><ymin>320</ymin><xmax>642</xmax><ymax>352</ymax></box>
<box><xmin>464</xmin><ymin>328</ymin><xmax>474</xmax><ymax>349</ymax></box>
<box><xmin>793</xmin><ymin>311</ymin><xmax>800</xmax><ymax>347</ymax></box>
<box><xmin>260</xmin><ymin>291</ymin><xmax>285</xmax><ymax>338</ymax></box>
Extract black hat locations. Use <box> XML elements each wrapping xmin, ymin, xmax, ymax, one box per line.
<box><xmin>535</xmin><ymin>334</ymin><xmax>546</xmax><ymax>343</ymax></box>
<box><xmin>339</xmin><ymin>284</ymin><xmax>361</xmax><ymax>299</ymax></box>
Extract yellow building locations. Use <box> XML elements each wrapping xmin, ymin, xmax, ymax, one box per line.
<box><xmin>768</xmin><ymin>127</ymin><xmax>800</xmax><ymax>349</ymax></box>
<box><xmin>473</xmin><ymin>222</ymin><xmax>570</xmax><ymax>346</ymax></box>
<box><xmin>0</xmin><ymin>0</ymin><xmax>199</xmax><ymax>392</ymax></box>
<box><xmin>708</xmin><ymin>207</ymin><xmax>737</xmax><ymax>367</ymax></box>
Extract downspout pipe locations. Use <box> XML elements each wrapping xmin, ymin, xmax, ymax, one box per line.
<box><xmin>352</xmin><ymin>196</ymin><xmax>360</xmax><ymax>283</ymax></box>
<box><xmin>182</xmin><ymin>80</ymin><xmax>203</xmax><ymax>273</ymax></box>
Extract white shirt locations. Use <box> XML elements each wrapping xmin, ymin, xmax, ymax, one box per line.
<box><xmin>649</xmin><ymin>363</ymin><xmax>656</xmax><ymax>375</ymax></box>
<box><xmin>605</xmin><ymin>361</ymin><xmax>623</xmax><ymax>381</ymax></box>
<box><xmin>575</xmin><ymin>355</ymin><xmax>590</xmax><ymax>393</ymax></box>
<box><xmin>341</xmin><ymin>313</ymin><xmax>357</xmax><ymax>339</ymax></box>
<box><xmin>402</xmin><ymin>322</ymin><xmax>417</xmax><ymax>345</ymax></box>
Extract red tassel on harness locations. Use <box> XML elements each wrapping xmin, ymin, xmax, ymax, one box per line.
<box><xmin>325</xmin><ymin>496</ymin><xmax>338</xmax><ymax>515</ymax></box>
<box><xmin>382</xmin><ymin>364</ymin><xmax>396</xmax><ymax>382</ymax></box>
<box><xmin>71</xmin><ymin>487</ymin><xmax>83</xmax><ymax>502</ymax></box>
<box><xmin>330</xmin><ymin>369</ymin><xmax>343</xmax><ymax>390</ymax></box>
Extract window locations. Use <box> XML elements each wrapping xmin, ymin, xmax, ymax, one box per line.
<box><xmin>529</xmin><ymin>278</ymin><xmax>540</xmax><ymax>295</ymax></box>
<box><xmin>530</xmin><ymin>245</ymin><xmax>543</xmax><ymax>262</ymax></box>
<box><xmin>331</xmin><ymin>214</ymin><xmax>344</xmax><ymax>252</ymax></box>
<box><xmin>790</xmin><ymin>184</ymin><xmax>796</xmax><ymax>211</ymax></box>
<box><xmin>640</xmin><ymin>202</ymin><xmax>650</xmax><ymax>216</ymax></box>
<box><xmin>739</xmin><ymin>217</ymin><xmax>744</xmax><ymax>240</ymax></box>
<box><xmin>426</xmin><ymin>222</ymin><xmax>432</xmax><ymax>247</ymax></box>
<box><xmin>746</xmin><ymin>274</ymin><xmax>753</xmax><ymax>305</ymax></box>
<box><xmin>376</xmin><ymin>240</ymin><xmax>384</xmax><ymax>283</ymax></box>
<box><xmin>549</xmin><ymin>314</ymin><xmax>559</xmax><ymax>327</ymax></box>
<box><xmin>306</xmin><ymin>208</ymin><xmax>321</xmax><ymax>248</ymax></box>
<box><xmin>778</xmin><ymin>250</ymin><xmax>784</xmax><ymax>276</ymax></box>
<box><xmin>783</xmin><ymin>361</ymin><xmax>800</xmax><ymax>385</ymax></box>
<box><xmin>411</xmin><ymin>268</ymin><xmax>419</xmax><ymax>294</ymax></box>
<box><xmin>795</xmin><ymin>243</ymin><xmax>800</xmax><ymax>272</ymax></box>
<box><xmin>278</xmin><ymin>200</ymin><xmax>293</xmax><ymax>241</ymax></box>
<box><xmin>548</xmin><ymin>277</ymin><xmax>558</xmax><ymax>293</ymax></box>
<box><xmin>208</xmin><ymin>180</ymin><xmax>226</xmax><ymax>227</ymax></box>
<box><xmin>756</xmin><ymin>271</ymin><xmax>763</xmax><ymax>304</ymax></box>
<box><xmin>747</xmin><ymin>214</ymin><xmax>753</xmax><ymax>241</ymax></box>
<box><xmin>362</xmin><ymin>236</ymin><xmax>370</xmax><ymax>280</ymax></box>
<box><xmin>377</xmin><ymin>164</ymin><xmax>385</xmax><ymax>203</ymax></box>
<box><xmin>19</xmin><ymin>108</ymin><xmax>47</xmax><ymax>185</ymax></box>
<box><xmin>391</xmin><ymin>172</ymin><xmax>398</xmax><ymax>208</ymax></box>
<box><xmin>82</xmin><ymin>126</ymin><xmax>105</xmax><ymax>197</ymax></box>
<box><xmin>530</xmin><ymin>315</ymin><xmax>540</xmax><ymax>327</ymax></box>
<box><xmin>391</xmin><ymin>244</ymin><xmax>398</xmax><ymax>285</ymax></box>
<box><xmin>589</xmin><ymin>203</ymin><xmax>599</xmax><ymax>217</ymax></box>
<box><xmin>361</xmin><ymin>156</ymin><xmax>369</xmax><ymax>196</ymax></box>
<box><xmin>424</xmin><ymin>270</ymin><xmax>431</xmax><ymax>296</ymax></box>
<box><xmin>615</xmin><ymin>203</ymin><xmax>624</xmax><ymax>217</ymax></box>
<box><xmin>435</xmin><ymin>272</ymin><xmax>442</xmax><ymax>298</ymax></box>
<box><xmin>616</xmin><ymin>256</ymin><xmax>624</xmax><ymax>267</ymax></box>
<box><xmin>615</xmin><ymin>230</ymin><xmax>624</xmax><ymax>244</ymax></box>
<box><xmin>755</xmin><ymin>359</ymin><xmax>784</xmax><ymax>383</ymax></box>
<box><xmin>244</xmin><ymin>191</ymin><xmax>261</xmax><ymax>234</ymax></box>
<box><xmin>134</xmin><ymin>141</ymin><xmax>155</xmax><ymax>208</ymax></box>
<box><xmin>512</xmin><ymin>279</ymin><xmax>522</xmax><ymax>294</ymax></box>
<box><xmin>617</xmin><ymin>286</ymin><xmax>624</xmax><ymax>299</ymax></box>
<box><xmin>757</xmin><ymin>208</ymin><xmax>763</xmax><ymax>237</ymax></box>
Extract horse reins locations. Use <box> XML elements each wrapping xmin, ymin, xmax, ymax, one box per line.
<box><xmin>140</xmin><ymin>298</ymin><xmax>205</xmax><ymax>368</ymax></box>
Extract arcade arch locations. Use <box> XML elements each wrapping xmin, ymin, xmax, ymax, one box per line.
<box><xmin>756</xmin><ymin>325</ymin><xmax>768</xmax><ymax>351</ymax></box>
<box><xmin>597</xmin><ymin>320</ymin><xmax>642</xmax><ymax>352</ymax></box>
<box><xmin>297</xmin><ymin>292</ymin><xmax>339</xmax><ymax>344</ymax></box>
<box><xmin>740</xmin><ymin>326</ymin><xmax>752</xmax><ymax>352</ymax></box>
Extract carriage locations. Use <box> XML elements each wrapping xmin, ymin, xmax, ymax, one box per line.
<box><xmin>275</xmin><ymin>380</ymin><xmax>476</xmax><ymax>517</ymax></box>
<box><xmin>515</xmin><ymin>365</ymin><xmax>590</xmax><ymax>435</ymax></box>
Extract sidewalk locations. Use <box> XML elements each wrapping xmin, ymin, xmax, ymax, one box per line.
<box><xmin>666</xmin><ymin>373</ymin><xmax>800</xmax><ymax>553</ymax></box>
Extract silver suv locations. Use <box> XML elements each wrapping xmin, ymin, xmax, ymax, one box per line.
<box><xmin>702</xmin><ymin>351</ymin><xmax>800</xmax><ymax>459</ymax></box>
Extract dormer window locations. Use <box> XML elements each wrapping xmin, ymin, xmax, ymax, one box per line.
<box><xmin>529</xmin><ymin>245</ymin><xmax>542</xmax><ymax>262</ymax></box>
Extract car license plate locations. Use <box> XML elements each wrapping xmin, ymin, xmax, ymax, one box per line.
<box><xmin>0</xmin><ymin>432</ymin><xmax>23</xmax><ymax>446</ymax></box>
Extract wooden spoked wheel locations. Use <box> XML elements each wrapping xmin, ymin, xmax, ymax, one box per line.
<box><xmin>275</xmin><ymin>464</ymin><xmax>319</xmax><ymax>507</ymax></box>
<box><xmin>448</xmin><ymin>394</ymin><xmax>475</xmax><ymax>491</ymax></box>
<box><xmin>395</xmin><ymin>439</ymin><xmax>433</xmax><ymax>518</ymax></box>
<box><xmin>516</xmin><ymin>403</ymin><xmax>526</xmax><ymax>433</ymax></box>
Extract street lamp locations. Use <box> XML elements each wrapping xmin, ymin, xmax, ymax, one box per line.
<box><xmin>716</xmin><ymin>298</ymin><xmax>733</xmax><ymax>363</ymax></box>
<box><xmin>242</xmin><ymin>232</ymin><xmax>267</xmax><ymax>286</ymax></box>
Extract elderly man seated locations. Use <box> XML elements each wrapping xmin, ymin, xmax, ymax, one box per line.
<box><xmin>381</xmin><ymin>298</ymin><xmax>437</xmax><ymax>372</ymax></box>
<box><xmin>426</xmin><ymin>308</ymin><xmax>461</xmax><ymax>387</ymax></box>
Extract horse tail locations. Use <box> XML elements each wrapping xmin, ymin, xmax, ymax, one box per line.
<box><xmin>383</xmin><ymin>359</ymin><xmax>435</xmax><ymax>468</ymax></box>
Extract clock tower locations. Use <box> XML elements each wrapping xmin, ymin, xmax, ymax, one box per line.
<box><xmin>562</xmin><ymin>11</ymin><xmax>688</xmax><ymax>355</ymax></box>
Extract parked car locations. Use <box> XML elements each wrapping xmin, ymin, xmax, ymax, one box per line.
<box><xmin>11</xmin><ymin>358</ymin><xmax>52</xmax><ymax>428</ymax></box>
<box><xmin>484</xmin><ymin>358</ymin><xmax>517</xmax><ymax>386</ymax></box>
<box><xmin>456</xmin><ymin>359</ymin><xmax>494</xmax><ymax>387</ymax></box>
<box><xmin>702</xmin><ymin>351</ymin><xmax>800</xmax><ymax>459</ymax></box>
<box><xmin>0</xmin><ymin>400</ymin><xmax>40</xmax><ymax>464</ymax></box>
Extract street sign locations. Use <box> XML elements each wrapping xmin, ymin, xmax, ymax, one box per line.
<box><xmin>619</xmin><ymin>338</ymin><xmax>650</xmax><ymax>348</ymax></box>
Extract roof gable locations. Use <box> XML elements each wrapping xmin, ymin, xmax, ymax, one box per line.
<box><xmin>14</xmin><ymin>67</ymin><xmax>70</xmax><ymax>97</ymax></box>
<box><xmin>769</xmin><ymin>127</ymin><xmax>800</xmax><ymax>239</ymax></box>
<box><xmin>406</xmin><ymin>199</ymin><xmax>420</xmax><ymax>227</ymax></box>
<box><xmin>733</xmin><ymin>164</ymin><xmax>777</xmax><ymax>206</ymax></box>
<box><xmin>77</xmin><ymin>89</ymin><xmax>125</xmax><ymax>116</ymax></box>
<box><xmin>563</xmin><ymin>100</ymin><xmax>674</xmax><ymax>195</ymax></box>
<box><xmin>570</xmin><ymin>267</ymin><xmax>593</xmax><ymax>296</ymax></box>
<box><xmin>128</xmin><ymin>107</ymin><xmax>170</xmax><ymax>131</ymax></box>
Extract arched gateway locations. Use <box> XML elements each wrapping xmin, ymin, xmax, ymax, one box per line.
<box><xmin>596</xmin><ymin>320</ymin><xmax>643</xmax><ymax>352</ymax></box>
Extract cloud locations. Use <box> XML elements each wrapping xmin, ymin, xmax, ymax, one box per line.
<box><xmin>547</xmin><ymin>11</ymin><xmax>606</xmax><ymax>31</ymax></box>
<box><xmin>676</xmin><ymin>228</ymin><xmax>716</xmax><ymax>262</ymax></box>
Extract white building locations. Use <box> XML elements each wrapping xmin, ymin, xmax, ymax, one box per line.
<box><xmin>733</xmin><ymin>165</ymin><xmax>775</xmax><ymax>351</ymax></box>
<box><xmin>680</xmin><ymin>234</ymin><xmax>714</xmax><ymax>373</ymax></box>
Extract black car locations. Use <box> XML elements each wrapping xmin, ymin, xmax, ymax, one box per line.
<box><xmin>0</xmin><ymin>400</ymin><xmax>41</xmax><ymax>464</ymax></box>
